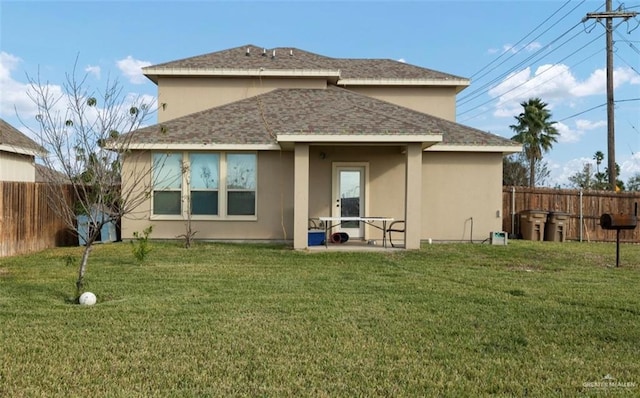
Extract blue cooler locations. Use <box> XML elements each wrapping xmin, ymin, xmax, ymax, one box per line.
<box><xmin>308</xmin><ymin>231</ymin><xmax>325</xmax><ymax>246</ymax></box>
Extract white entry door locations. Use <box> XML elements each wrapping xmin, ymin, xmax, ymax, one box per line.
<box><xmin>332</xmin><ymin>164</ymin><xmax>367</xmax><ymax>239</ymax></box>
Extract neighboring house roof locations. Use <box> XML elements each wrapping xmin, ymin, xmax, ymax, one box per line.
<box><xmin>35</xmin><ymin>164</ymin><xmax>70</xmax><ymax>183</ymax></box>
<box><xmin>0</xmin><ymin>118</ymin><xmax>47</xmax><ymax>156</ymax></box>
<box><xmin>120</xmin><ymin>86</ymin><xmax>519</xmax><ymax>152</ymax></box>
<box><xmin>143</xmin><ymin>45</ymin><xmax>469</xmax><ymax>91</ymax></box>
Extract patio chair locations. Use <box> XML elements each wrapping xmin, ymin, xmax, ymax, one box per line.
<box><xmin>308</xmin><ymin>218</ymin><xmax>324</xmax><ymax>230</ymax></box>
<box><xmin>386</xmin><ymin>220</ymin><xmax>405</xmax><ymax>248</ymax></box>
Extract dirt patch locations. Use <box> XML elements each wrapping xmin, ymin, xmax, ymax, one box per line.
<box><xmin>0</xmin><ymin>268</ymin><xmax>10</xmax><ymax>277</ymax></box>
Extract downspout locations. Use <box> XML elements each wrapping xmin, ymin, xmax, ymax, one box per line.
<box><xmin>579</xmin><ymin>189</ymin><xmax>583</xmax><ymax>242</ymax></box>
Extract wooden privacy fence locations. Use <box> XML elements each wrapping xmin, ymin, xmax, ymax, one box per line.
<box><xmin>0</xmin><ymin>182</ymin><xmax>77</xmax><ymax>257</ymax></box>
<box><xmin>502</xmin><ymin>186</ymin><xmax>640</xmax><ymax>243</ymax></box>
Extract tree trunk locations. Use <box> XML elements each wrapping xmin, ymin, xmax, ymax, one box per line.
<box><xmin>529</xmin><ymin>158</ymin><xmax>536</xmax><ymax>187</ymax></box>
<box><xmin>76</xmin><ymin>242</ymin><xmax>93</xmax><ymax>297</ymax></box>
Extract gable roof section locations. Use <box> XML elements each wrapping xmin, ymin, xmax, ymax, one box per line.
<box><xmin>0</xmin><ymin>118</ymin><xmax>46</xmax><ymax>156</ymax></box>
<box><xmin>143</xmin><ymin>44</ymin><xmax>469</xmax><ymax>91</ymax></box>
<box><xmin>120</xmin><ymin>86</ymin><xmax>519</xmax><ymax>153</ymax></box>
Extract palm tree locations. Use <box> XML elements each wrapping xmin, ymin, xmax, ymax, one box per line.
<box><xmin>593</xmin><ymin>151</ymin><xmax>604</xmax><ymax>174</ymax></box>
<box><xmin>593</xmin><ymin>150</ymin><xmax>607</xmax><ymax>189</ymax></box>
<box><xmin>510</xmin><ymin>98</ymin><xmax>559</xmax><ymax>187</ymax></box>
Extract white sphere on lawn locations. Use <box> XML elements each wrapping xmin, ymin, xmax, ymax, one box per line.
<box><xmin>79</xmin><ymin>292</ymin><xmax>97</xmax><ymax>306</ymax></box>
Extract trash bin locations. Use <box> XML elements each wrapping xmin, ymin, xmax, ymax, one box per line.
<box><xmin>519</xmin><ymin>210</ymin><xmax>548</xmax><ymax>241</ymax></box>
<box><xmin>544</xmin><ymin>212</ymin><xmax>570</xmax><ymax>242</ymax></box>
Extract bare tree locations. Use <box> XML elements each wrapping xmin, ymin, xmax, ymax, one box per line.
<box><xmin>176</xmin><ymin>162</ymin><xmax>198</xmax><ymax>248</ymax></box>
<box><xmin>21</xmin><ymin>60</ymin><xmax>156</xmax><ymax>298</ymax></box>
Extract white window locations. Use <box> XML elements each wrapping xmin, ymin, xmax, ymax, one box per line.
<box><xmin>190</xmin><ymin>153</ymin><xmax>219</xmax><ymax>215</ymax></box>
<box><xmin>226</xmin><ymin>154</ymin><xmax>256</xmax><ymax>216</ymax></box>
<box><xmin>151</xmin><ymin>152</ymin><xmax>257</xmax><ymax>219</ymax></box>
<box><xmin>152</xmin><ymin>153</ymin><xmax>182</xmax><ymax>215</ymax></box>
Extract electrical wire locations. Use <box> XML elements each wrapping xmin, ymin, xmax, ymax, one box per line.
<box><xmin>468</xmin><ymin>0</ymin><xmax>579</xmax><ymax>81</ymax></box>
<box><xmin>459</xmin><ymin>0</ymin><xmax>596</xmax><ymax>104</ymax></box>
<box><xmin>458</xmin><ymin>32</ymin><xmax>603</xmax><ymax>120</ymax></box>
<box><xmin>556</xmin><ymin>98</ymin><xmax>639</xmax><ymax>122</ymax></box>
<box><xmin>459</xmin><ymin>14</ymin><xmax>635</xmax><ymax>122</ymax></box>
<box><xmin>459</xmin><ymin>42</ymin><xmax>604</xmax><ymax>123</ymax></box>
<box><xmin>457</xmin><ymin>21</ymin><xmax>588</xmax><ymax>108</ymax></box>
<box><xmin>615</xmin><ymin>52</ymin><xmax>640</xmax><ymax>74</ymax></box>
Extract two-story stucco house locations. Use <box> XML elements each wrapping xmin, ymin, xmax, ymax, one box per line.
<box><xmin>0</xmin><ymin>118</ymin><xmax>46</xmax><ymax>182</ymax></box>
<box><xmin>120</xmin><ymin>44</ymin><xmax>521</xmax><ymax>249</ymax></box>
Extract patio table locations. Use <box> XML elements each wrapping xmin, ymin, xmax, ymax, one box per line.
<box><xmin>318</xmin><ymin>216</ymin><xmax>394</xmax><ymax>248</ymax></box>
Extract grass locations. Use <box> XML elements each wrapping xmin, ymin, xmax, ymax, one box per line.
<box><xmin>1</xmin><ymin>240</ymin><xmax>639</xmax><ymax>397</ymax></box>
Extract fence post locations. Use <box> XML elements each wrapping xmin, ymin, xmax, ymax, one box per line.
<box><xmin>511</xmin><ymin>186</ymin><xmax>516</xmax><ymax>235</ymax></box>
<box><xmin>579</xmin><ymin>189</ymin><xmax>583</xmax><ymax>242</ymax></box>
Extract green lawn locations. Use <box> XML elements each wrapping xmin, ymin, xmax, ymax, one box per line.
<box><xmin>1</xmin><ymin>241</ymin><xmax>639</xmax><ymax>397</ymax></box>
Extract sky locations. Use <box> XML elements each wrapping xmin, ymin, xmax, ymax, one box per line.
<box><xmin>1</xmin><ymin>0</ymin><xmax>639</xmax><ymax>187</ymax></box>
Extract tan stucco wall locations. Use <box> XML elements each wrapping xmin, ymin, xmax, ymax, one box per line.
<box><xmin>121</xmin><ymin>150</ymin><xmax>295</xmax><ymax>241</ymax></box>
<box><xmin>155</xmin><ymin>77</ymin><xmax>459</xmax><ymax>123</ymax></box>
<box><xmin>121</xmin><ymin>147</ymin><xmax>504</xmax><ymax>245</ymax></box>
<box><xmin>307</xmin><ymin>145</ymin><xmax>408</xmax><ymax>243</ymax></box>
<box><xmin>0</xmin><ymin>151</ymin><xmax>35</xmax><ymax>182</ymax></box>
<box><xmin>422</xmin><ymin>152</ymin><xmax>504</xmax><ymax>242</ymax></box>
<box><xmin>307</xmin><ymin>146</ymin><xmax>407</xmax><ymax>223</ymax></box>
<box><xmin>157</xmin><ymin>77</ymin><xmax>327</xmax><ymax>122</ymax></box>
<box><xmin>345</xmin><ymin>86</ymin><xmax>458</xmax><ymax>121</ymax></box>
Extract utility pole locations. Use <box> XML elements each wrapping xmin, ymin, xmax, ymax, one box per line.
<box><xmin>584</xmin><ymin>0</ymin><xmax>638</xmax><ymax>191</ymax></box>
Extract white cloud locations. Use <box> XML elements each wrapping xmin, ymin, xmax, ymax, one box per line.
<box><xmin>0</xmin><ymin>51</ymin><xmax>156</xmax><ymax>140</ymax></box>
<box><xmin>575</xmin><ymin>119</ymin><xmax>606</xmax><ymax>131</ymax></box>
<box><xmin>621</xmin><ymin>152</ymin><xmax>640</xmax><ymax>179</ymax></box>
<box><xmin>116</xmin><ymin>56</ymin><xmax>151</xmax><ymax>85</ymax></box>
<box><xmin>551</xmin><ymin>157</ymin><xmax>594</xmax><ymax>186</ymax></box>
<box><xmin>503</xmin><ymin>44</ymin><xmax>517</xmax><ymax>54</ymax></box>
<box><xmin>0</xmin><ymin>51</ymin><xmax>58</xmax><ymax>119</ymax></box>
<box><xmin>572</xmin><ymin>67</ymin><xmax>640</xmax><ymax>97</ymax></box>
<box><xmin>525</xmin><ymin>42</ymin><xmax>542</xmax><ymax>52</ymax></box>
<box><xmin>554</xmin><ymin>118</ymin><xmax>606</xmax><ymax>144</ymax></box>
<box><xmin>0</xmin><ymin>51</ymin><xmax>21</xmax><ymax>81</ymax></box>
<box><xmin>85</xmin><ymin>65</ymin><xmax>101</xmax><ymax>79</ymax></box>
<box><xmin>555</xmin><ymin>122</ymin><xmax>583</xmax><ymax>144</ymax></box>
<box><xmin>487</xmin><ymin>41</ymin><xmax>542</xmax><ymax>55</ymax></box>
<box><xmin>489</xmin><ymin>64</ymin><xmax>640</xmax><ymax>118</ymax></box>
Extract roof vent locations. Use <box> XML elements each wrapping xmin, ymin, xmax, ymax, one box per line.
<box><xmin>245</xmin><ymin>47</ymin><xmax>250</xmax><ymax>56</ymax></box>
<box><xmin>262</xmin><ymin>48</ymin><xmax>266</xmax><ymax>56</ymax></box>
<box><xmin>272</xmin><ymin>49</ymin><xmax>276</xmax><ymax>59</ymax></box>
<box><xmin>289</xmin><ymin>49</ymin><xmax>293</xmax><ymax>56</ymax></box>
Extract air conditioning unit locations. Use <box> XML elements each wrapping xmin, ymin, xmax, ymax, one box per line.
<box><xmin>490</xmin><ymin>231</ymin><xmax>508</xmax><ymax>245</ymax></box>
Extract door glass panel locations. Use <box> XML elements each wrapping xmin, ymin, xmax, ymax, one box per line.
<box><xmin>340</xmin><ymin>170</ymin><xmax>360</xmax><ymax>228</ymax></box>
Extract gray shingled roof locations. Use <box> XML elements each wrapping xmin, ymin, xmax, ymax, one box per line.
<box><xmin>0</xmin><ymin>118</ymin><xmax>46</xmax><ymax>155</ymax></box>
<box><xmin>122</xmin><ymin>87</ymin><xmax>518</xmax><ymax>149</ymax></box>
<box><xmin>144</xmin><ymin>44</ymin><xmax>465</xmax><ymax>82</ymax></box>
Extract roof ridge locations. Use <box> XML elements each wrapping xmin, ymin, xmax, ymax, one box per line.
<box><xmin>143</xmin><ymin>45</ymin><xmax>468</xmax><ymax>83</ymax></box>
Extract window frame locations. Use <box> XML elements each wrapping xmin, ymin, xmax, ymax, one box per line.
<box><xmin>151</xmin><ymin>153</ymin><xmax>183</xmax><ymax>219</ymax></box>
<box><xmin>150</xmin><ymin>151</ymin><xmax>258</xmax><ymax>221</ymax></box>
<box><xmin>189</xmin><ymin>153</ymin><xmax>220</xmax><ymax>217</ymax></box>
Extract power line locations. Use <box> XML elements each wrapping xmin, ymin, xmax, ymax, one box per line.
<box><xmin>458</xmin><ymin>14</ymin><xmax>636</xmax><ymax>122</ymax></box>
<box><xmin>458</xmin><ymin>32</ymin><xmax>603</xmax><ymax>119</ymax></box>
<box><xmin>584</xmin><ymin>0</ymin><xmax>639</xmax><ymax>190</ymax></box>
<box><xmin>457</xmin><ymin>21</ymin><xmax>588</xmax><ymax>107</ymax></box>
<box><xmin>459</xmin><ymin>0</ymin><xmax>596</xmax><ymax>105</ymax></box>
<box><xmin>614</xmin><ymin>30</ymin><xmax>640</xmax><ymax>54</ymax></box>
<box><xmin>468</xmin><ymin>0</ymin><xmax>579</xmax><ymax>81</ymax></box>
<box><xmin>615</xmin><ymin>52</ymin><xmax>640</xmax><ymax>74</ymax></box>
<box><xmin>459</xmin><ymin>43</ymin><xmax>604</xmax><ymax>123</ymax></box>
<box><xmin>557</xmin><ymin>98</ymin><xmax>640</xmax><ymax>122</ymax></box>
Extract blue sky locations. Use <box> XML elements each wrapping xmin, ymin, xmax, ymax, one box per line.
<box><xmin>1</xmin><ymin>0</ymin><xmax>639</xmax><ymax>186</ymax></box>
